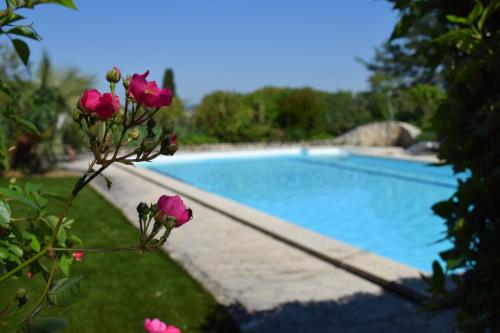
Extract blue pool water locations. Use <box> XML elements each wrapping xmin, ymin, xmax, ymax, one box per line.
<box><xmin>145</xmin><ymin>152</ymin><xmax>457</xmax><ymax>272</ymax></box>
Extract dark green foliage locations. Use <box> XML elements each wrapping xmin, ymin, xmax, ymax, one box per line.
<box><xmin>388</xmin><ymin>0</ymin><xmax>500</xmax><ymax>330</ymax></box>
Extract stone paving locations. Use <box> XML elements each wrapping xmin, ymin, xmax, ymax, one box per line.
<box><xmin>63</xmin><ymin>156</ymin><xmax>454</xmax><ymax>333</ymax></box>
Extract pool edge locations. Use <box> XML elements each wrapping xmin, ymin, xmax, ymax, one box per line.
<box><xmin>121</xmin><ymin>163</ymin><xmax>432</xmax><ymax>303</ymax></box>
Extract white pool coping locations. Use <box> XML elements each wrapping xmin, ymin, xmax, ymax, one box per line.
<box><xmin>130</xmin><ymin>149</ymin><xmax>433</xmax><ymax>302</ymax></box>
<box><xmin>152</xmin><ymin>146</ymin><xmax>349</xmax><ymax>164</ymax></box>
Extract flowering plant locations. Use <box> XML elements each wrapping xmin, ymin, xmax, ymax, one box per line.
<box><xmin>0</xmin><ymin>67</ymin><xmax>191</xmax><ymax>332</ymax></box>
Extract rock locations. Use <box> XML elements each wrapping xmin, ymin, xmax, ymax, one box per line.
<box><xmin>333</xmin><ymin>121</ymin><xmax>421</xmax><ymax>148</ymax></box>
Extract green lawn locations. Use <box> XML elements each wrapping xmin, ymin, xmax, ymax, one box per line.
<box><xmin>0</xmin><ymin>177</ymin><xmax>239</xmax><ymax>333</ymax></box>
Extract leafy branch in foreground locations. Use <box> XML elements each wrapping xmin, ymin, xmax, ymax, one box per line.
<box><xmin>0</xmin><ymin>67</ymin><xmax>192</xmax><ymax>332</ymax></box>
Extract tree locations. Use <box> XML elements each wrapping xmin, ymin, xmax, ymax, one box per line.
<box><xmin>162</xmin><ymin>68</ymin><xmax>176</xmax><ymax>97</ymax></box>
<box><xmin>276</xmin><ymin>88</ymin><xmax>324</xmax><ymax>140</ymax></box>
<box><xmin>388</xmin><ymin>0</ymin><xmax>500</xmax><ymax>330</ymax></box>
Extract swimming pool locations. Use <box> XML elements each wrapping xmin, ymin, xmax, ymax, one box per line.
<box><xmin>144</xmin><ymin>150</ymin><xmax>457</xmax><ymax>272</ymax></box>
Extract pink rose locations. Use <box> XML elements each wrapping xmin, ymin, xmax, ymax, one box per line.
<box><xmin>72</xmin><ymin>251</ymin><xmax>84</xmax><ymax>262</ymax></box>
<box><xmin>129</xmin><ymin>70</ymin><xmax>173</xmax><ymax>108</ymax></box>
<box><xmin>157</xmin><ymin>195</ymin><xmax>192</xmax><ymax>227</ymax></box>
<box><xmin>80</xmin><ymin>89</ymin><xmax>101</xmax><ymax>113</ymax></box>
<box><xmin>79</xmin><ymin>89</ymin><xmax>120</xmax><ymax>119</ymax></box>
<box><xmin>144</xmin><ymin>318</ymin><xmax>181</xmax><ymax>333</ymax></box>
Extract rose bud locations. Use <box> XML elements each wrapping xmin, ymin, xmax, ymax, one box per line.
<box><xmin>141</xmin><ymin>138</ymin><xmax>157</xmax><ymax>153</ymax></box>
<box><xmin>129</xmin><ymin>127</ymin><xmax>140</xmax><ymax>140</ymax></box>
<box><xmin>136</xmin><ymin>202</ymin><xmax>150</xmax><ymax>215</ymax></box>
<box><xmin>157</xmin><ymin>195</ymin><xmax>192</xmax><ymax>228</ymax></box>
<box><xmin>15</xmin><ymin>288</ymin><xmax>28</xmax><ymax>307</ymax></box>
<box><xmin>72</xmin><ymin>251</ymin><xmax>84</xmax><ymax>262</ymax></box>
<box><xmin>106</xmin><ymin>66</ymin><xmax>121</xmax><ymax>83</ymax></box>
<box><xmin>123</xmin><ymin>74</ymin><xmax>132</xmax><ymax>90</ymax></box>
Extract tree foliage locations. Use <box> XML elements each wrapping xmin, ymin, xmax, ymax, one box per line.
<box><xmin>388</xmin><ymin>0</ymin><xmax>500</xmax><ymax>330</ymax></box>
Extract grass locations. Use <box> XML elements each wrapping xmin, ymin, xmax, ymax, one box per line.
<box><xmin>0</xmin><ymin>177</ymin><xmax>239</xmax><ymax>333</ymax></box>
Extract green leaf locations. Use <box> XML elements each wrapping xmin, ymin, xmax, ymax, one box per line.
<box><xmin>445</xmin><ymin>15</ymin><xmax>468</xmax><ymax>25</ymax></box>
<box><xmin>431</xmin><ymin>261</ymin><xmax>445</xmax><ymax>294</ymax></box>
<box><xmin>467</xmin><ymin>2</ymin><xmax>483</xmax><ymax>24</ymax></box>
<box><xmin>12</xmin><ymin>38</ymin><xmax>30</xmax><ymax>66</ymax></box>
<box><xmin>47</xmin><ymin>275</ymin><xmax>83</xmax><ymax>306</ymax></box>
<box><xmin>0</xmin><ymin>12</ymin><xmax>24</xmax><ymax>26</ymax></box>
<box><xmin>47</xmin><ymin>0</ymin><xmax>77</xmax><ymax>10</ymax></box>
<box><xmin>58</xmin><ymin>255</ymin><xmax>69</xmax><ymax>276</ymax></box>
<box><xmin>56</xmin><ymin>227</ymin><xmax>67</xmax><ymax>246</ymax></box>
<box><xmin>0</xmin><ymin>199</ymin><xmax>11</xmax><ymax>225</ymax></box>
<box><xmin>67</xmin><ymin>234</ymin><xmax>83</xmax><ymax>246</ymax></box>
<box><xmin>0</xmin><ymin>78</ymin><xmax>14</xmax><ymax>97</ymax></box>
<box><xmin>10</xmin><ymin>224</ymin><xmax>24</xmax><ymax>244</ymax></box>
<box><xmin>25</xmin><ymin>232</ymin><xmax>41</xmax><ymax>252</ymax></box>
<box><xmin>25</xmin><ymin>183</ymin><xmax>42</xmax><ymax>196</ymax></box>
<box><xmin>432</xmin><ymin>200</ymin><xmax>453</xmax><ymax>218</ymax></box>
<box><xmin>8</xmin><ymin>244</ymin><xmax>23</xmax><ymax>257</ymax></box>
<box><xmin>23</xmin><ymin>317</ymin><xmax>68</xmax><ymax>333</ymax></box>
<box><xmin>7</xmin><ymin>26</ymin><xmax>40</xmax><ymax>40</ymax></box>
<box><xmin>0</xmin><ymin>188</ymin><xmax>38</xmax><ymax>208</ymax></box>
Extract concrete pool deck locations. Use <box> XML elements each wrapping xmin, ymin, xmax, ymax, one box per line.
<box><xmin>62</xmin><ymin>147</ymin><xmax>454</xmax><ymax>332</ymax></box>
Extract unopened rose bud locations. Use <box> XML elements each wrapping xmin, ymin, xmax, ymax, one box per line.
<box><xmin>141</xmin><ymin>138</ymin><xmax>157</xmax><ymax>153</ymax></box>
<box><xmin>129</xmin><ymin>128</ymin><xmax>140</xmax><ymax>140</ymax></box>
<box><xmin>15</xmin><ymin>288</ymin><xmax>26</xmax><ymax>300</ymax></box>
<box><xmin>136</xmin><ymin>202</ymin><xmax>149</xmax><ymax>215</ymax></box>
<box><xmin>106</xmin><ymin>66</ymin><xmax>121</xmax><ymax>83</ymax></box>
<box><xmin>161</xmin><ymin>143</ymin><xmax>178</xmax><ymax>156</ymax></box>
<box><xmin>123</xmin><ymin>75</ymin><xmax>132</xmax><ymax>90</ymax></box>
<box><xmin>15</xmin><ymin>288</ymin><xmax>28</xmax><ymax>307</ymax></box>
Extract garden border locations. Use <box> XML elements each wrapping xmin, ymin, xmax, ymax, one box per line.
<box><xmin>116</xmin><ymin>149</ymin><xmax>433</xmax><ymax>303</ymax></box>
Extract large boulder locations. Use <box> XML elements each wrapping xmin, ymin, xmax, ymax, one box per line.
<box><xmin>333</xmin><ymin>121</ymin><xmax>421</xmax><ymax>147</ymax></box>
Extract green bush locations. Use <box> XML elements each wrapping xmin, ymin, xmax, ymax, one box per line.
<box><xmin>389</xmin><ymin>0</ymin><xmax>500</xmax><ymax>330</ymax></box>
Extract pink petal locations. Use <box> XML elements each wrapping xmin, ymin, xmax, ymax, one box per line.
<box><xmin>80</xmin><ymin>89</ymin><xmax>101</xmax><ymax>113</ymax></box>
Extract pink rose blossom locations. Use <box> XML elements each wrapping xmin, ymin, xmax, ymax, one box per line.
<box><xmin>129</xmin><ymin>70</ymin><xmax>173</xmax><ymax>108</ymax></box>
<box><xmin>79</xmin><ymin>89</ymin><xmax>120</xmax><ymax>119</ymax></box>
<box><xmin>72</xmin><ymin>251</ymin><xmax>84</xmax><ymax>262</ymax></box>
<box><xmin>80</xmin><ymin>89</ymin><xmax>101</xmax><ymax>113</ymax></box>
<box><xmin>144</xmin><ymin>318</ymin><xmax>181</xmax><ymax>333</ymax></box>
<box><xmin>157</xmin><ymin>195</ymin><xmax>192</xmax><ymax>227</ymax></box>
<box><xmin>95</xmin><ymin>93</ymin><xmax>120</xmax><ymax>119</ymax></box>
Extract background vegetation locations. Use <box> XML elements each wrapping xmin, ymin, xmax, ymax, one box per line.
<box><xmin>175</xmin><ymin>82</ymin><xmax>445</xmax><ymax>144</ymax></box>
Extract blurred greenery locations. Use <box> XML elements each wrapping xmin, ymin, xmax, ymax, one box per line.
<box><xmin>0</xmin><ymin>48</ymin><xmax>93</xmax><ymax>173</ymax></box>
<box><xmin>0</xmin><ymin>177</ymin><xmax>238</xmax><ymax>333</ymax></box>
<box><xmin>178</xmin><ymin>83</ymin><xmax>444</xmax><ymax>144</ymax></box>
<box><xmin>387</xmin><ymin>0</ymin><xmax>500</xmax><ymax>331</ymax></box>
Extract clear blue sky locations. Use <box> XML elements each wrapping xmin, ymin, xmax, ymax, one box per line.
<box><xmin>22</xmin><ymin>0</ymin><xmax>397</xmax><ymax>104</ymax></box>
